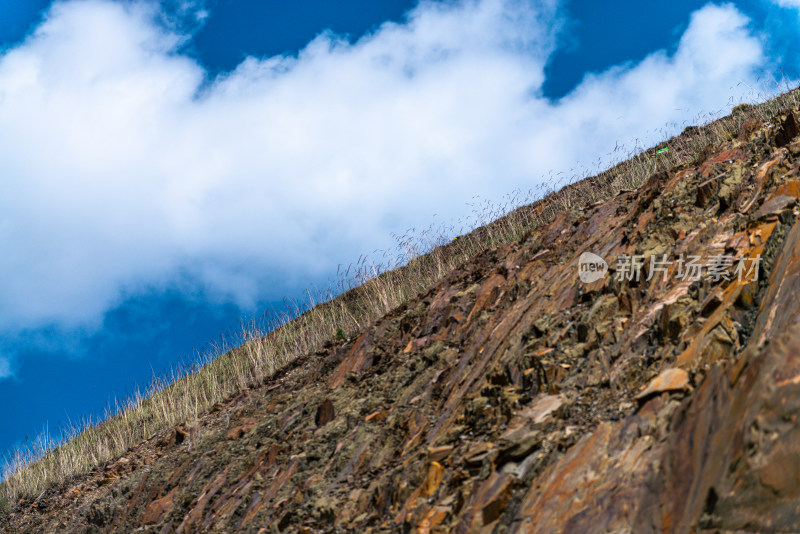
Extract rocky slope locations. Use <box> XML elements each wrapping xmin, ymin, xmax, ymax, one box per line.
<box><xmin>4</xmin><ymin>107</ymin><xmax>800</xmax><ymax>533</ymax></box>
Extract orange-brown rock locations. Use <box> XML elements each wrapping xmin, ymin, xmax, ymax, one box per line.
<box><xmin>634</xmin><ymin>368</ymin><xmax>690</xmax><ymax>402</ymax></box>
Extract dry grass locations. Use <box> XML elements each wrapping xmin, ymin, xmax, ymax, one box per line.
<box><xmin>2</xmin><ymin>81</ymin><xmax>800</xmax><ymax>505</ymax></box>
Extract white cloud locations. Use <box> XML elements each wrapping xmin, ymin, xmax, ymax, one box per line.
<box><xmin>773</xmin><ymin>0</ymin><xmax>800</xmax><ymax>8</ymax></box>
<box><xmin>0</xmin><ymin>0</ymin><xmax>771</xmax><ymax>337</ymax></box>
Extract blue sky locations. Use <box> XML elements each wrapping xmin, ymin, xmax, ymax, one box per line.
<box><xmin>0</xmin><ymin>0</ymin><xmax>797</xmax><ymax>463</ymax></box>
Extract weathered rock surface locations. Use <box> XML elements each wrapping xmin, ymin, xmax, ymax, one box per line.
<box><xmin>5</xmin><ymin>110</ymin><xmax>800</xmax><ymax>533</ymax></box>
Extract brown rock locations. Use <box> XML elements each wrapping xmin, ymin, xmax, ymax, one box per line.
<box><xmin>173</xmin><ymin>427</ymin><xmax>188</xmax><ymax>446</ymax></box>
<box><xmin>328</xmin><ymin>334</ymin><xmax>374</xmax><ymax>389</ymax></box>
<box><xmin>479</xmin><ymin>473</ymin><xmax>514</xmax><ymax>525</ymax></box>
<box><xmin>365</xmin><ymin>408</ymin><xmax>388</xmax><ymax>422</ymax></box>
<box><xmin>774</xmin><ymin>180</ymin><xmax>800</xmax><ymax>199</ymax></box>
<box><xmin>465</xmin><ymin>442</ymin><xmax>495</xmax><ymax>467</ymax></box>
<box><xmin>635</xmin><ymin>368</ymin><xmax>690</xmax><ymax>402</ymax></box>
<box><xmin>226</xmin><ymin>417</ymin><xmax>260</xmax><ymax>439</ymax></box>
<box><xmin>739</xmin><ymin>117</ymin><xmax>761</xmax><ymax>140</ymax></box>
<box><xmin>315</xmin><ymin>399</ymin><xmax>336</xmax><ymax>427</ymax></box>
<box><xmin>519</xmin><ymin>394</ymin><xmax>565</xmax><ymax>425</ymax></box>
<box><xmin>141</xmin><ymin>487</ymin><xmax>177</xmax><ymax>524</ymax></box>
<box><xmin>753</xmin><ymin>193</ymin><xmax>797</xmax><ymax>221</ymax></box>
<box><xmin>427</xmin><ymin>445</ymin><xmax>454</xmax><ymax>463</ymax></box>
<box><xmin>417</xmin><ymin>505</ymin><xmax>451</xmax><ymax>534</ymax></box>
<box><xmin>775</xmin><ymin>111</ymin><xmax>799</xmax><ymax>148</ymax></box>
<box><xmin>498</xmin><ymin>430</ymin><xmax>541</xmax><ymax>464</ymax></box>
<box><xmin>422</xmin><ymin>462</ymin><xmax>445</xmax><ymax>498</ymax></box>
<box><xmin>696</xmin><ymin>176</ymin><xmax>720</xmax><ymax>207</ymax></box>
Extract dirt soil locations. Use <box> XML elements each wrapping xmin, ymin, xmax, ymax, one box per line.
<box><xmin>5</xmin><ymin>110</ymin><xmax>800</xmax><ymax>533</ymax></box>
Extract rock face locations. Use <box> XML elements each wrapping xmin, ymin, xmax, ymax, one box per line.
<box><xmin>5</xmin><ymin>111</ymin><xmax>800</xmax><ymax>533</ymax></box>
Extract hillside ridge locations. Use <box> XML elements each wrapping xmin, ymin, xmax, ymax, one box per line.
<box><xmin>4</xmin><ymin>92</ymin><xmax>800</xmax><ymax>532</ymax></box>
